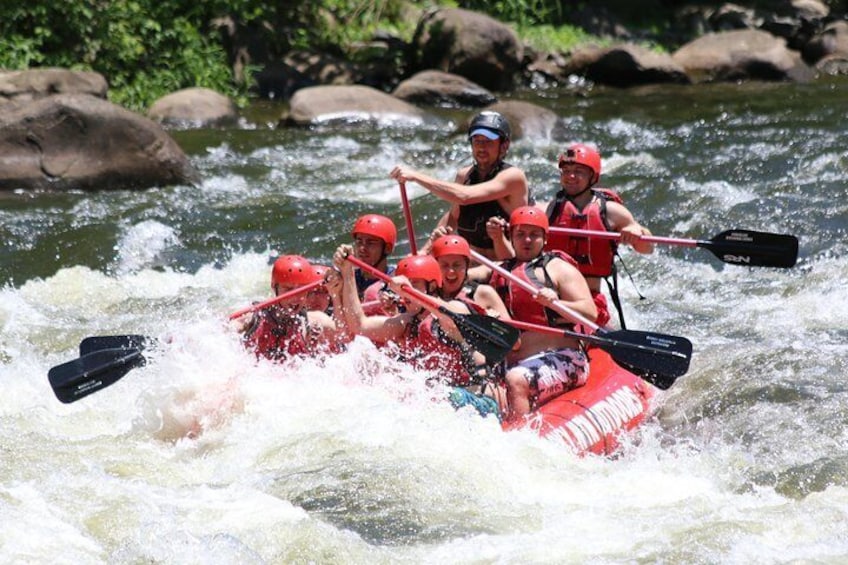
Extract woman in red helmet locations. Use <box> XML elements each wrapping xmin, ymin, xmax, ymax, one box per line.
<box><xmin>241</xmin><ymin>255</ymin><xmax>344</xmax><ymax>361</ymax></box>
<box><xmin>333</xmin><ymin>247</ymin><xmax>502</xmax><ymax>418</ymax></box>
<box><xmin>476</xmin><ymin>206</ymin><xmax>598</xmax><ymax>423</ymax></box>
<box><xmin>389</xmin><ymin>111</ymin><xmax>529</xmax><ymax>260</ymax></box>
<box><xmin>431</xmin><ymin>233</ymin><xmax>510</xmax><ymax>321</ymax></box>
<box><xmin>350</xmin><ymin>214</ymin><xmax>396</xmax><ymax>293</ymax></box>
<box><xmin>542</xmin><ymin>143</ymin><xmax>654</xmax><ymax>328</ymax></box>
<box><xmin>347</xmin><ymin>214</ymin><xmax>399</xmax><ymax>315</ymax></box>
<box><xmin>306</xmin><ymin>264</ymin><xmax>334</xmax><ymax>314</ymax></box>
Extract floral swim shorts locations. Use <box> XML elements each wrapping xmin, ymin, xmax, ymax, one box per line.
<box><xmin>510</xmin><ymin>348</ymin><xmax>589</xmax><ymax>407</ymax></box>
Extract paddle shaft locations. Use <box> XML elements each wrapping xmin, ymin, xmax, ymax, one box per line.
<box><xmin>469</xmin><ymin>250</ymin><xmax>599</xmax><ymax>331</ymax></box>
<box><xmin>398</xmin><ymin>181</ymin><xmax>418</xmax><ymax>255</ymax></box>
<box><xmin>548</xmin><ymin>226</ymin><xmax>798</xmax><ymax>267</ymax></box>
<box><xmin>346</xmin><ymin>255</ymin><xmax>440</xmax><ymax>313</ymax></box>
<box><xmin>505</xmin><ymin>319</ymin><xmax>687</xmax><ymax>360</ymax></box>
<box><xmin>228</xmin><ymin>279</ymin><xmax>323</xmax><ymax>320</ymax></box>
<box><xmin>549</xmin><ymin>226</ymin><xmax>695</xmax><ymax>246</ymax></box>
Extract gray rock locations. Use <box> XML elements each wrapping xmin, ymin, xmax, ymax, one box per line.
<box><xmin>0</xmin><ymin>94</ymin><xmax>199</xmax><ymax>191</ymax></box>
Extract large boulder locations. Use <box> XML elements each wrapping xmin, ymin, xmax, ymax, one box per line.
<box><xmin>472</xmin><ymin>100</ymin><xmax>564</xmax><ymax>141</ymax></box>
<box><xmin>566</xmin><ymin>44</ymin><xmax>691</xmax><ymax>87</ymax></box>
<box><xmin>409</xmin><ymin>8</ymin><xmax>522</xmax><ymax>92</ymax></box>
<box><xmin>0</xmin><ymin>69</ymin><xmax>108</xmax><ymax>104</ymax></box>
<box><xmin>803</xmin><ymin>20</ymin><xmax>848</xmax><ymax>68</ymax></box>
<box><xmin>282</xmin><ymin>84</ymin><xmax>427</xmax><ymax>126</ymax></box>
<box><xmin>0</xmin><ymin>94</ymin><xmax>199</xmax><ymax>191</ymax></box>
<box><xmin>148</xmin><ymin>87</ymin><xmax>239</xmax><ymax>128</ymax></box>
<box><xmin>392</xmin><ymin>70</ymin><xmax>496</xmax><ymax>107</ymax></box>
<box><xmin>672</xmin><ymin>29</ymin><xmax>815</xmax><ymax>82</ymax></box>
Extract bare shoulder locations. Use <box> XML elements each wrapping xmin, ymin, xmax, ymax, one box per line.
<box><xmin>548</xmin><ymin>254</ymin><xmax>583</xmax><ymax>279</ymax></box>
<box><xmin>605</xmin><ymin>200</ymin><xmax>638</xmax><ymax>229</ymax></box>
<box><xmin>455</xmin><ymin>165</ymin><xmax>473</xmax><ymax>183</ymax></box>
<box><xmin>498</xmin><ymin>167</ymin><xmax>529</xmax><ymax>203</ymax></box>
<box><xmin>498</xmin><ymin>165</ymin><xmax>528</xmax><ymax>186</ymax></box>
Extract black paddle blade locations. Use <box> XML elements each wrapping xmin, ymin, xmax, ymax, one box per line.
<box><xmin>48</xmin><ymin>348</ymin><xmax>146</xmax><ymax>404</ymax></box>
<box><xmin>446</xmin><ymin>310</ymin><xmax>520</xmax><ymax>364</ymax></box>
<box><xmin>594</xmin><ymin>329</ymin><xmax>693</xmax><ymax>390</ymax></box>
<box><xmin>705</xmin><ymin>230</ymin><xmax>799</xmax><ymax>268</ymax></box>
<box><xmin>79</xmin><ymin>334</ymin><xmax>150</xmax><ymax>356</ymax></box>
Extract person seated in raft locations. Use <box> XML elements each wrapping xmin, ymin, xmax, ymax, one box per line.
<box><xmin>349</xmin><ymin>214</ymin><xmax>399</xmax><ymax>315</ymax></box>
<box><xmin>471</xmin><ymin>206</ymin><xmax>598</xmax><ymax>424</ymax></box>
<box><xmin>333</xmin><ymin>246</ymin><xmax>504</xmax><ymax>419</ymax></box>
<box><xmin>428</xmin><ymin>233</ymin><xmax>515</xmax><ymax>411</ymax></box>
<box><xmin>430</xmin><ymin>233</ymin><xmax>511</xmax><ymax>322</ymax></box>
<box><xmin>539</xmin><ymin>144</ymin><xmax>654</xmax><ymax>328</ymax></box>
<box><xmin>306</xmin><ymin>264</ymin><xmax>334</xmax><ymax>314</ymax></box>
<box><xmin>240</xmin><ymin>254</ymin><xmax>346</xmax><ymax>361</ymax></box>
<box><xmin>390</xmin><ymin>111</ymin><xmax>529</xmax><ymax>262</ymax></box>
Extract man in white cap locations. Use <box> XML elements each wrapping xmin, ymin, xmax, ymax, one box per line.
<box><xmin>389</xmin><ymin>111</ymin><xmax>529</xmax><ymax>260</ymax></box>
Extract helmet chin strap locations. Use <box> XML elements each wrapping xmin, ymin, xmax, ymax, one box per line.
<box><xmin>564</xmin><ymin>185</ymin><xmax>593</xmax><ymax>202</ymax></box>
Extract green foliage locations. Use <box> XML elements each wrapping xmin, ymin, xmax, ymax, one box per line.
<box><xmin>0</xmin><ymin>1</ymin><xmax>248</xmax><ymax>111</ymax></box>
<box><xmin>0</xmin><ymin>0</ymin><xmax>634</xmax><ymax>111</ymax></box>
<box><xmin>458</xmin><ymin>0</ymin><xmax>564</xmax><ymax>27</ymax></box>
<box><xmin>307</xmin><ymin>0</ymin><xmax>418</xmax><ymax>53</ymax></box>
<box><xmin>518</xmin><ymin>24</ymin><xmax>604</xmax><ymax>53</ymax></box>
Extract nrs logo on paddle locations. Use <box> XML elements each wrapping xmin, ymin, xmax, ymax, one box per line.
<box><xmin>722</xmin><ymin>254</ymin><xmax>752</xmax><ymax>264</ymax></box>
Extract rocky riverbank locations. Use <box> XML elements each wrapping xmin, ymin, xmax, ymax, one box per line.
<box><xmin>1</xmin><ymin>3</ymin><xmax>846</xmax><ymax>191</ymax></box>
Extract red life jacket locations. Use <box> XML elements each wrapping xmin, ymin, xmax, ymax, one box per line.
<box><xmin>489</xmin><ymin>251</ymin><xmax>577</xmax><ymax>327</ymax></box>
<box><xmin>545</xmin><ymin>188</ymin><xmax>622</xmax><ymax>278</ymax></box>
<box><xmin>414</xmin><ymin>315</ymin><xmax>471</xmax><ymax>385</ymax></box>
<box><xmin>400</xmin><ymin>297</ymin><xmax>487</xmax><ymax>386</ymax></box>
<box><xmin>242</xmin><ymin>310</ymin><xmax>310</xmax><ymax>361</ymax></box>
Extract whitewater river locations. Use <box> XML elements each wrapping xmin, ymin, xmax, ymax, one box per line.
<box><xmin>2</xmin><ymin>78</ymin><xmax>847</xmax><ymax>563</ymax></box>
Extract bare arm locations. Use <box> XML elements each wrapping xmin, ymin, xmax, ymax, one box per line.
<box><xmin>333</xmin><ymin>245</ymin><xmax>410</xmax><ymax>343</ymax></box>
<box><xmin>324</xmin><ymin>268</ymin><xmax>351</xmax><ymax>343</ymax></box>
<box><xmin>471</xmin><ymin>284</ymin><xmax>511</xmax><ymax>320</ymax></box>
<box><xmin>539</xmin><ymin>258</ymin><xmax>598</xmax><ymax>323</ymax></box>
<box><xmin>485</xmin><ymin>216</ymin><xmax>514</xmax><ymax>260</ymax></box>
<box><xmin>606</xmin><ymin>201</ymin><xmax>654</xmax><ymax>254</ymax></box>
<box><xmin>390</xmin><ymin>165</ymin><xmax>528</xmax><ymax>207</ymax></box>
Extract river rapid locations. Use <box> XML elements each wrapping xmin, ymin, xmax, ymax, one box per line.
<box><xmin>2</xmin><ymin>78</ymin><xmax>847</xmax><ymax>563</ymax></box>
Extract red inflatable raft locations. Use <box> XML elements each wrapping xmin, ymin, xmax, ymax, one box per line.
<box><xmin>502</xmin><ymin>346</ymin><xmax>657</xmax><ymax>456</ymax></box>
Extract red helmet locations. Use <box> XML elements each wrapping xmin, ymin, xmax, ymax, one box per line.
<box><xmin>395</xmin><ymin>254</ymin><xmax>443</xmax><ymax>287</ymax></box>
<box><xmin>559</xmin><ymin>143</ymin><xmax>601</xmax><ymax>185</ymax></box>
<box><xmin>312</xmin><ymin>264</ymin><xmax>331</xmax><ymax>281</ymax></box>
<box><xmin>271</xmin><ymin>255</ymin><xmax>320</xmax><ymax>287</ymax></box>
<box><xmin>509</xmin><ymin>206</ymin><xmax>549</xmax><ymax>234</ymax></box>
<box><xmin>431</xmin><ymin>234</ymin><xmax>471</xmax><ymax>259</ymax></box>
<box><xmin>351</xmin><ymin>214</ymin><xmax>397</xmax><ymax>253</ymax></box>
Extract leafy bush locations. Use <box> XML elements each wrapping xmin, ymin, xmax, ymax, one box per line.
<box><xmin>0</xmin><ymin>0</ymin><xmax>612</xmax><ymax>111</ymax></box>
<box><xmin>1</xmin><ymin>2</ymin><xmax>248</xmax><ymax>110</ymax></box>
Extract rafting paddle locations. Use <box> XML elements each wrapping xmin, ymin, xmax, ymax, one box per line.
<box><xmin>228</xmin><ymin>279</ymin><xmax>323</xmax><ymax>320</ymax></box>
<box><xmin>48</xmin><ymin>346</ymin><xmax>146</xmax><ymax>403</ymax></box>
<box><xmin>346</xmin><ymin>255</ymin><xmax>519</xmax><ymax>364</ymax></box>
<box><xmin>504</xmin><ymin>319</ymin><xmax>690</xmax><ymax>390</ymax></box>
<box><xmin>548</xmin><ymin>227</ymin><xmax>799</xmax><ymax>268</ymax></box>
<box><xmin>469</xmin><ymin>250</ymin><xmax>692</xmax><ymax>389</ymax></box>
<box><xmin>79</xmin><ymin>334</ymin><xmax>150</xmax><ymax>356</ymax></box>
<box><xmin>51</xmin><ymin>279</ymin><xmax>327</xmax><ymax>403</ymax></box>
<box><xmin>398</xmin><ymin>180</ymin><xmax>418</xmax><ymax>254</ymax></box>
